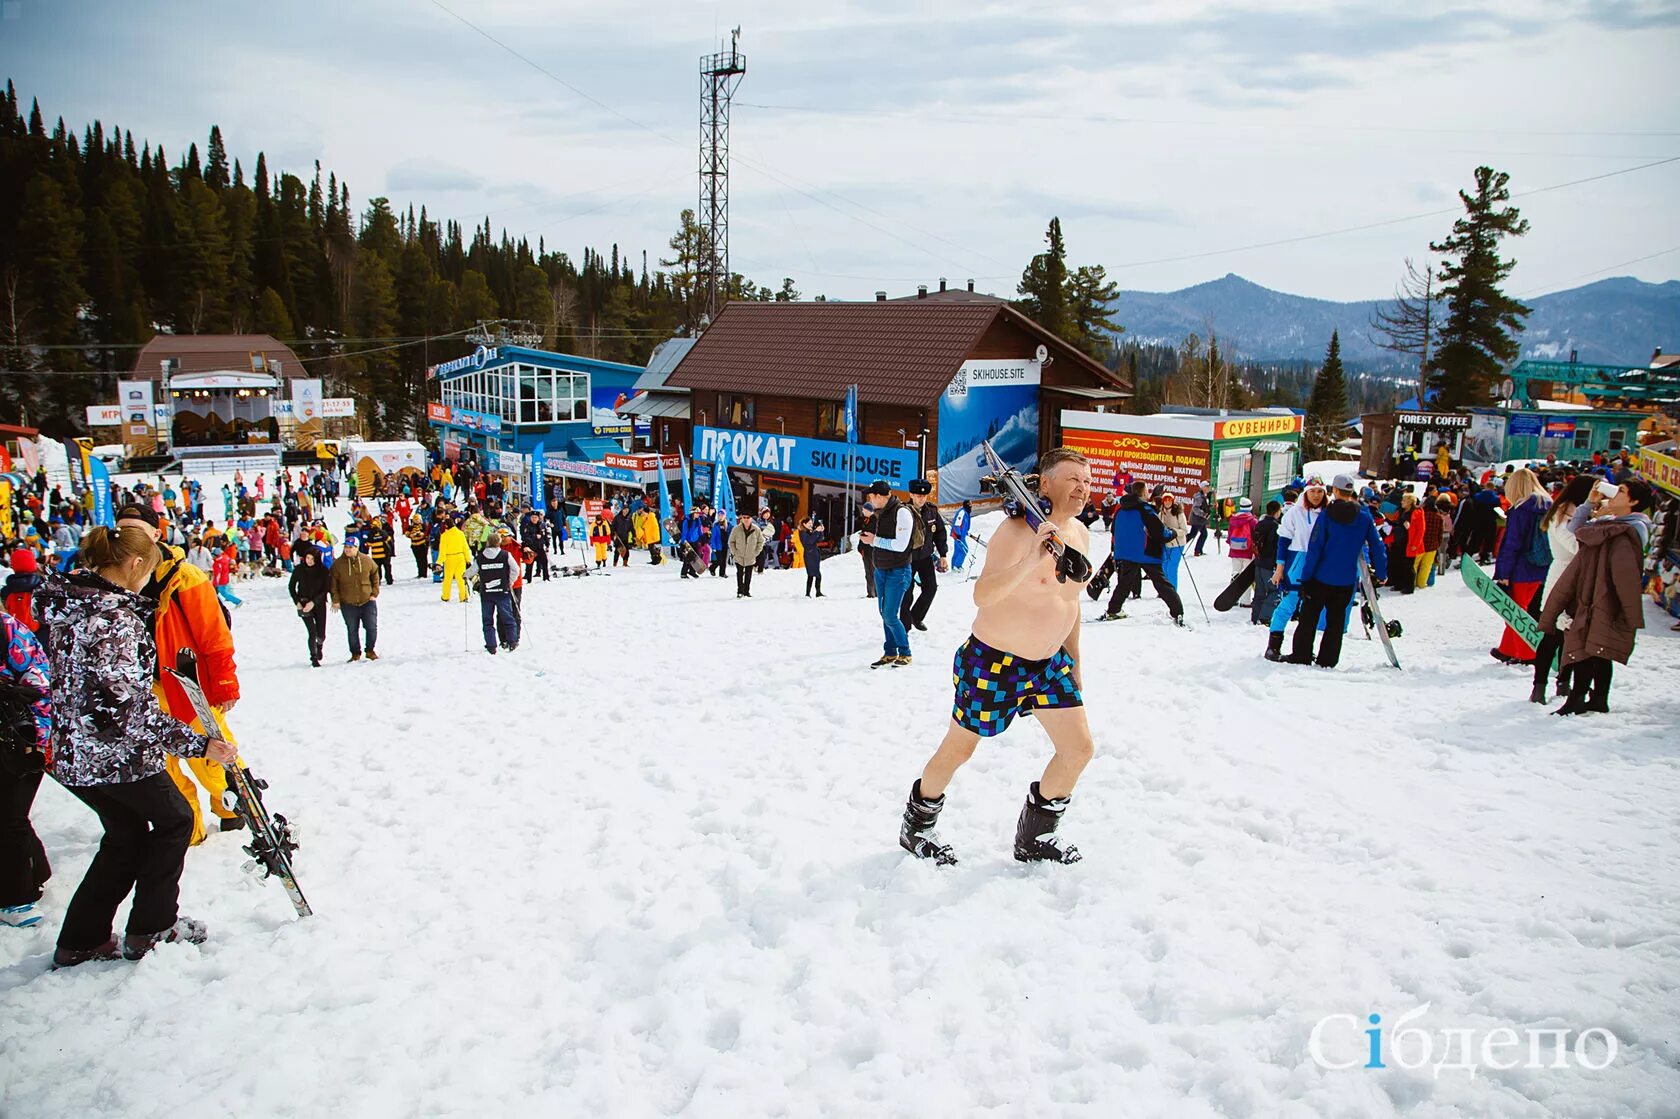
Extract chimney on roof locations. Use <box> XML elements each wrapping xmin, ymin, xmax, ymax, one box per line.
<box><xmin>966</xmin><ymin>279</ymin><xmax>974</xmax><ymax>292</ymax></box>
<box><xmin>938</xmin><ymin>278</ymin><xmax>947</xmax><ymax>292</ymax></box>
<box><xmin>917</xmin><ymin>285</ymin><xmax>928</xmax><ymax>299</ymax></box>
<box><xmin>876</xmin><ymin>291</ymin><xmax>886</xmax><ymax>302</ymax></box>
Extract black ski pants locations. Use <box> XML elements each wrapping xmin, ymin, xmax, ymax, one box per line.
<box><xmin>900</xmin><ymin>556</ymin><xmax>939</xmax><ymax>626</ymax></box>
<box><xmin>0</xmin><ymin>766</ymin><xmax>50</xmax><ymax>907</ymax></box>
<box><xmin>1107</xmin><ymin>560</ymin><xmax>1183</xmax><ymax>619</ymax></box>
<box><xmin>298</xmin><ymin>598</ymin><xmax>328</xmax><ymax>664</ymax></box>
<box><xmin>58</xmin><ymin>772</ymin><xmax>192</xmax><ymax>950</ymax></box>
<box><xmin>1290</xmin><ymin>580</ymin><xmax>1356</xmax><ymax>667</ymax></box>
<box><xmin>736</xmin><ymin>564</ymin><xmax>754</xmax><ymax>596</ymax></box>
<box><xmin>806</xmin><ymin>563</ymin><xmax>823</xmax><ymax>596</ymax></box>
<box><xmin>412</xmin><ymin>544</ymin><xmax>429</xmax><ymax>578</ymax></box>
<box><xmin>524</xmin><ymin>547</ymin><xmax>550</xmax><ymax>581</ymax></box>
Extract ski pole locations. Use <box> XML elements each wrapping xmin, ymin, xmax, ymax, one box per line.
<box><xmin>1181</xmin><ymin>555</ymin><xmax>1211</xmax><ymax>624</ymax></box>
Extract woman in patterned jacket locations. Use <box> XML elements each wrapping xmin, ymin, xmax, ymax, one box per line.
<box><xmin>35</xmin><ymin>525</ymin><xmax>236</xmax><ymax>968</ymax></box>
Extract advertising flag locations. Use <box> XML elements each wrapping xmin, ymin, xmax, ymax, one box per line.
<box><xmin>89</xmin><ymin>458</ymin><xmax>115</xmax><ymax>527</ymax></box>
<box><xmin>713</xmin><ymin>442</ymin><xmax>736</xmax><ymax>524</ymax></box>
<box><xmin>530</xmin><ymin>442</ymin><xmax>546</xmax><ymax>513</ymax></box>
<box><xmin>678</xmin><ymin>447</ymin><xmax>694</xmax><ymax>512</ymax></box>
<box><xmin>657</xmin><ymin>455</ymin><xmax>675</xmax><ymax>548</ymax></box>
<box><xmin>844</xmin><ymin>384</ymin><xmax>858</xmax><ymax>444</ymax></box>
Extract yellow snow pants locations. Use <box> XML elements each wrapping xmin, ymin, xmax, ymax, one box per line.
<box><xmin>441</xmin><ymin>560</ymin><xmax>469</xmax><ymax>602</ymax></box>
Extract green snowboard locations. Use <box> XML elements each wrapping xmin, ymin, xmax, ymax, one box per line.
<box><xmin>1459</xmin><ymin>559</ymin><xmax>1549</xmax><ymax>656</ymax></box>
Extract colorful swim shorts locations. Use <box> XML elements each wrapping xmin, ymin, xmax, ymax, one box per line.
<box><xmin>951</xmin><ymin>635</ymin><xmax>1083</xmax><ymax>738</ymax></box>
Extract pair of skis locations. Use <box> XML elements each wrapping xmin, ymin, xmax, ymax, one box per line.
<box><xmin>977</xmin><ymin>441</ymin><xmax>1092</xmax><ymax>584</ymax></box>
<box><xmin>165</xmin><ymin>669</ymin><xmax>313</xmax><ymax>918</ymax></box>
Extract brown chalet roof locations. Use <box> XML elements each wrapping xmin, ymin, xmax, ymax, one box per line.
<box><xmin>132</xmin><ymin>334</ymin><xmax>304</xmax><ymax>379</ymax></box>
<box><xmin>667</xmin><ymin>300</ymin><xmax>1123</xmax><ymax>408</ymax></box>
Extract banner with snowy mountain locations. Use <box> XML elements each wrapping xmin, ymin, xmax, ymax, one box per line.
<box><xmin>936</xmin><ymin>359</ymin><xmax>1040</xmax><ymax>503</ymax></box>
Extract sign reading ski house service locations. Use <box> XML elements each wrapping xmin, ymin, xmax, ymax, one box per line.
<box><xmin>693</xmin><ymin>426</ymin><xmax>918</xmax><ymax>487</ymax></box>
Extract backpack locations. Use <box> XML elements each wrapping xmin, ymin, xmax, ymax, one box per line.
<box><xmin>0</xmin><ymin>674</ymin><xmax>47</xmax><ymax>776</ymax></box>
<box><xmin>1525</xmin><ymin>521</ymin><xmax>1553</xmax><ymax>569</ymax></box>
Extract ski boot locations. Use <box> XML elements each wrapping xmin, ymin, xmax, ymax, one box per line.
<box><xmin>1014</xmin><ymin>782</ymin><xmax>1081</xmax><ymax>864</ymax></box>
<box><xmin>123</xmin><ymin>917</ymin><xmax>208</xmax><ymax>960</ymax></box>
<box><xmin>899</xmin><ymin>780</ymin><xmax>957</xmax><ymax>865</ymax></box>
<box><xmin>1264</xmin><ymin>632</ymin><xmax>1285</xmax><ymax>661</ymax></box>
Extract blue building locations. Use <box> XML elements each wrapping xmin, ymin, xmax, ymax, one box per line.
<box><xmin>427</xmin><ymin>344</ymin><xmax>647</xmax><ymax>464</ymax></box>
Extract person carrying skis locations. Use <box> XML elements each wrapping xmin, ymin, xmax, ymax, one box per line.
<box><xmin>35</xmin><ymin>525</ymin><xmax>238</xmax><ymax>967</ymax></box>
<box><xmin>898</xmin><ymin>448</ymin><xmax>1095</xmax><ymax>867</ymax></box>
<box><xmin>1284</xmin><ymin>474</ymin><xmax>1387</xmax><ymax>668</ymax></box>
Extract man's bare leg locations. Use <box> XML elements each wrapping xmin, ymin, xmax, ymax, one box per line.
<box><xmin>920</xmin><ymin>721</ymin><xmax>980</xmax><ymax>799</ymax></box>
<box><xmin>1034</xmin><ymin>706</ymin><xmax>1095</xmax><ymax>800</ymax></box>
<box><xmin>1013</xmin><ymin>706</ymin><xmax>1092</xmax><ymax>863</ymax></box>
<box><xmin>900</xmin><ymin>720</ymin><xmax>976</xmax><ymax>864</ymax></box>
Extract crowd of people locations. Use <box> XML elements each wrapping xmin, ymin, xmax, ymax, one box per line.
<box><xmin>0</xmin><ymin>436</ymin><xmax>1673</xmax><ymax>953</ymax></box>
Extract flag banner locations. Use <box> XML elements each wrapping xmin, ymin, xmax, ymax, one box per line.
<box><xmin>657</xmin><ymin>456</ymin><xmax>676</xmax><ymax>548</ymax></box>
<box><xmin>90</xmin><ymin>458</ymin><xmax>115</xmax><ymax>526</ymax></box>
<box><xmin>679</xmin><ymin>447</ymin><xmax>694</xmax><ymax>513</ymax></box>
<box><xmin>530</xmin><ymin>442</ymin><xmax>546</xmax><ymax>512</ymax></box>
<box><xmin>844</xmin><ymin>384</ymin><xmax>858</xmax><ymax>444</ymax></box>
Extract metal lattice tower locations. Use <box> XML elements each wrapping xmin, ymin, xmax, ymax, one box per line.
<box><xmin>699</xmin><ymin>29</ymin><xmax>746</xmax><ymax>328</ymax></box>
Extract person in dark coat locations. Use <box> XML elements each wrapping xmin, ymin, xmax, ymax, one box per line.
<box><xmin>798</xmin><ymin>514</ymin><xmax>826</xmax><ymax>597</ymax></box>
<box><xmin>898</xmin><ymin>479</ymin><xmax>948</xmax><ymax>630</ymax></box>
<box><xmin>1249</xmin><ymin>500</ymin><xmax>1283</xmax><ymax>626</ymax></box>
<box><xmin>1492</xmin><ymin>468</ymin><xmax>1550</xmax><ymax>664</ymax></box>
<box><xmin>1102</xmin><ymin>481</ymin><xmax>1184</xmax><ymax>625</ymax></box>
<box><xmin>287</xmin><ymin>542</ymin><xmax>331</xmax><ymax>667</ymax></box>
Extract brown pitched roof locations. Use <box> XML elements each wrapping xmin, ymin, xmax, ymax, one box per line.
<box><xmin>667</xmin><ymin>301</ymin><xmax>1122</xmax><ymax>408</ymax></box>
<box><xmin>132</xmin><ymin>334</ymin><xmax>304</xmax><ymax>378</ymax></box>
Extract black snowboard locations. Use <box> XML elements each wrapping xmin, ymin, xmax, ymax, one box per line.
<box><xmin>1213</xmin><ymin>560</ymin><xmax>1256</xmax><ymax>612</ymax></box>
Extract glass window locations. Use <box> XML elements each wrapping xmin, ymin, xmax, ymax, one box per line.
<box><xmin>1573</xmin><ymin>428</ymin><xmax>1590</xmax><ymax>451</ymax></box>
<box><xmin>1607</xmin><ymin>429</ymin><xmax>1626</xmax><ymax>451</ymax></box>
<box><xmin>722</xmin><ymin>394</ymin><xmax>754</xmax><ymax>429</ymax></box>
<box><xmin>520</xmin><ymin>365</ymin><xmax>538</xmax><ymax>424</ymax></box>
<box><xmin>817</xmin><ymin>402</ymin><xmax>846</xmax><ymax>440</ymax></box>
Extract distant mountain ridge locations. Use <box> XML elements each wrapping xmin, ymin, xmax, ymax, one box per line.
<box><xmin>1112</xmin><ymin>274</ymin><xmax>1680</xmax><ymax>368</ymax></box>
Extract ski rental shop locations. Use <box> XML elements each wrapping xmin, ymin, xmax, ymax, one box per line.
<box><xmin>664</xmin><ymin>291</ymin><xmax>1130</xmax><ymax>533</ymax></box>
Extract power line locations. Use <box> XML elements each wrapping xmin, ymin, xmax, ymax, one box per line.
<box><xmin>736</xmin><ymin>101</ymin><xmax>1680</xmax><ymax>141</ymax></box>
<box><xmin>1515</xmin><ymin>245</ymin><xmax>1680</xmax><ymax>298</ymax></box>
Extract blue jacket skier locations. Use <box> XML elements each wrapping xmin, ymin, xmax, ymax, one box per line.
<box><xmin>1286</xmin><ymin>475</ymin><xmax>1386</xmax><ymax>668</ymax></box>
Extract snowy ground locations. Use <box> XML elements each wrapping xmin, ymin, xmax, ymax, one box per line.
<box><xmin>3</xmin><ymin>524</ymin><xmax>1678</xmax><ymax>1117</ymax></box>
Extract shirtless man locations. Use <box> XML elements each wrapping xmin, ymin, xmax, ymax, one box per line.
<box><xmin>897</xmin><ymin>447</ymin><xmax>1095</xmax><ymax>866</ymax></box>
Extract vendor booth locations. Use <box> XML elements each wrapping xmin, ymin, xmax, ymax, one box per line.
<box><xmin>1636</xmin><ymin>439</ymin><xmax>1680</xmax><ymax>620</ymax></box>
<box><xmin>1060</xmin><ymin>409</ymin><xmax>1301</xmax><ymax>507</ymax></box>
<box><xmin>347</xmin><ymin>440</ymin><xmax>427</xmax><ymax>497</ymax></box>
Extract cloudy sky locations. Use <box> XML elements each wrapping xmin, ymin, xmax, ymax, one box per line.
<box><xmin>6</xmin><ymin>0</ymin><xmax>1678</xmax><ymax>306</ymax></box>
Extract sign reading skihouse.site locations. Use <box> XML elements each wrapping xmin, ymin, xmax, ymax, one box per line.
<box><xmin>693</xmin><ymin>426</ymin><xmax>918</xmax><ymax>487</ymax></box>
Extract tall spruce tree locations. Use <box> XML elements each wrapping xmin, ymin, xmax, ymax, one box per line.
<box><xmin>1305</xmin><ymin>331</ymin><xmax>1349</xmax><ymax>461</ymax></box>
<box><xmin>1427</xmin><ymin>166</ymin><xmax>1530</xmax><ymax>409</ymax></box>
<box><xmin>1015</xmin><ymin>217</ymin><xmax>1070</xmax><ymax>340</ymax></box>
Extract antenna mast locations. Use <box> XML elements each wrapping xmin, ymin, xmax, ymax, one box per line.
<box><xmin>698</xmin><ymin>27</ymin><xmax>746</xmax><ymax>330</ymax></box>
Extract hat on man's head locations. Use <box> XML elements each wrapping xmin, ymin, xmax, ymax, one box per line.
<box><xmin>115</xmin><ymin>503</ymin><xmax>159</xmax><ymax>529</ymax></box>
<box><xmin>908</xmin><ymin>479</ymin><xmax>932</xmax><ymax>496</ymax></box>
<box><xmin>1332</xmin><ymin>473</ymin><xmax>1358</xmax><ymax>493</ymax></box>
<box><xmin>867</xmin><ymin>479</ymin><xmax>891</xmax><ymax>496</ymax></box>
<box><xmin>1238</xmin><ymin>497</ymin><xmax>1253</xmax><ymax>511</ymax></box>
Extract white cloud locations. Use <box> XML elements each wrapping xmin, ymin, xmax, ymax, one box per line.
<box><xmin>5</xmin><ymin>0</ymin><xmax>1677</xmax><ymax>304</ymax></box>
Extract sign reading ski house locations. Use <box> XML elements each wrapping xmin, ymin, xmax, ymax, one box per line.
<box><xmin>666</xmin><ymin>290</ymin><xmax>1130</xmax><ymax>528</ymax></box>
